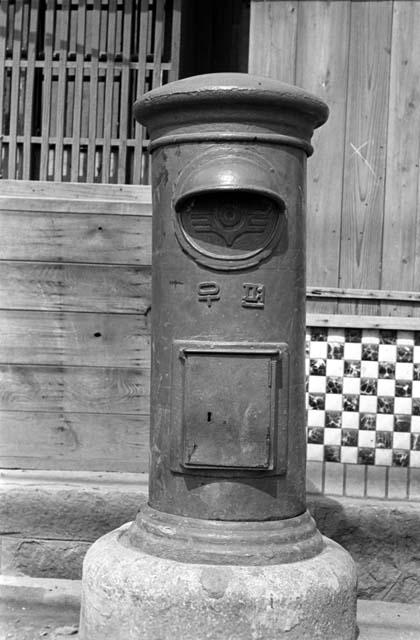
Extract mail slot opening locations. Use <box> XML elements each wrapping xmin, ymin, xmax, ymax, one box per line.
<box><xmin>176</xmin><ymin>190</ymin><xmax>283</xmax><ymax>260</ymax></box>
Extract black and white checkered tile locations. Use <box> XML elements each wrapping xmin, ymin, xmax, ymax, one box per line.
<box><xmin>306</xmin><ymin>328</ymin><xmax>420</xmax><ymax>467</ymax></box>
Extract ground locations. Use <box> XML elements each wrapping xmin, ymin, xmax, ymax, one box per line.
<box><xmin>1</xmin><ymin>599</ymin><xmax>79</xmax><ymax>640</ymax></box>
<box><xmin>1</xmin><ymin>580</ymin><xmax>420</xmax><ymax>640</ymax></box>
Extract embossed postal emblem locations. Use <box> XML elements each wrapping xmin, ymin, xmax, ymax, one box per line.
<box><xmin>176</xmin><ymin>191</ymin><xmax>284</xmax><ymax>271</ymax></box>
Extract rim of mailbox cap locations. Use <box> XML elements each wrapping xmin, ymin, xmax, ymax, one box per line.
<box><xmin>133</xmin><ymin>72</ymin><xmax>329</xmax><ymax>156</ymax></box>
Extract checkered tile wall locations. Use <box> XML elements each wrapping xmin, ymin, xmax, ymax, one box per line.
<box><xmin>306</xmin><ymin>327</ymin><xmax>420</xmax><ymax>468</ymax></box>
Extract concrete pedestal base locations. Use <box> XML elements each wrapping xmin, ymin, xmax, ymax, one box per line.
<box><xmin>79</xmin><ymin>522</ymin><xmax>357</xmax><ymax>640</ymax></box>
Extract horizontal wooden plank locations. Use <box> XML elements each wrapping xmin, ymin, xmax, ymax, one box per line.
<box><xmin>0</xmin><ymin>211</ymin><xmax>152</xmax><ymax>263</ymax></box>
<box><xmin>0</xmin><ymin>197</ymin><xmax>152</xmax><ymax>216</ymax></box>
<box><xmin>0</xmin><ymin>262</ymin><xmax>151</xmax><ymax>313</ymax></box>
<box><xmin>307</xmin><ymin>313</ymin><xmax>420</xmax><ymax>331</ymax></box>
<box><xmin>0</xmin><ymin>310</ymin><xmax>150</xmax><ymax>367</ymax></box>
<box><xmin>307</xmin><ymin>286</ymin><xmax>420</xmax><ymax>303</ymax></box>
<box><xmin>0</xmin><ymin>411</ymin><xmax>148</xmax><ymax>472</ymax></box>
<box><xmin>0</xmin><ymin>365</ymin><xmax>148</xmax><ymax>414</ymax></box>
<box><xmin>0</xmin><ymin>179</ymin><xmax>152</xmax><ymax>202</ymax></box>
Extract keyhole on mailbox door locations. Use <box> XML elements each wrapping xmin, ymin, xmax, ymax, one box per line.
<box><xmin>207</xmin><ymin>412</ymin><xmax>212</xmax><ymax>422</ymax></box>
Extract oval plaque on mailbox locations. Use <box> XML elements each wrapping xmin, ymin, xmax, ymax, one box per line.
<box><xmin>173</xmin><ymin>150</ymin><xmax>286</xmax><ymax>271</ymax></box>
<box><xmin>178</xmin><ymin>191</ymin><xmax>281</xmax><ymax>266</ymax></box>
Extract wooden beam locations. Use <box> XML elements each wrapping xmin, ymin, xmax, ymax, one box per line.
<box><xmin>307</xmin><ymin>313</ymin><xmax>420</xmax><ymax>331</ymax></box>
<box><xmin>0</xmin><ymin>197</ymin><xmax>151</xmax><ymax>216</ymax></box>
<box><xmin>307</xmin><ymin>286</ymin><xmax>420</xmax><ymax>303</ymax></box>
<box><xmin>0</xmin><ymin>179</ymin><xmax>151</xmax><ymax>201</ymax></box>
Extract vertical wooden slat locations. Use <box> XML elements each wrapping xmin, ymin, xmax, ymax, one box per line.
<box><xmin>8</xmin><ymin>0</ymin><xmax>24</xmax><ymax>179</ymax></box>
<box><xmin>338</xmin><ymin>1</ymin><xmax>393</xmax><ymax>316</ymax></box>
<box><xmin>169</xmin><ymin>0</ymin><xmax>181</xmax><ymax>82</ymax></box>
<box><xmin>22</xmin><ymin>0</ymin><xmax>40</xmax><ymax>179</ymax></box>
<box><xmin>382</xmin><ymin>1</ymin><xmax>420</xmax><ymax>318</ymax></box>
<box><xmin>71</xmin><ymin>0</ymin><xmax>87</xmax><ymax>182</ymax></box>
<box><xmin>117</xmin><ymin>0</ymin><xmax>132</xmax><ymax>183</ymax></box>
<box><xmin>87</xmin><ymin>0</ymin><xmax>101</xmax><ymax>182</ymax></box>
<box><xmin>248</xmin><ymin>0</ymin><xmax>298</xmax><ymax>84</ymax></box>
<box><xmin>40</xmin><ymin>0</ymin><xmax>55</xmax><ymax>180</ymax></box>
<box><xmin>133</xmin><ymin>0</ymin><xmax>149</xmax><ymax>185</ymax></box>
<box><xmin>54</xmin><ymin>0</ymin><xmax>70</xmax><ymax>181</ymax></box>
<box><xmin>0</xmin><ymin>4</ymin><xmax>8</xmax><ymax>176</ymax></box>
<box><xmin>296</xmin><ymin>1</ymin><xmax>351</xmax><ymax>315</ymax></box>
<box><xmin>102</xmin><ymin>0</ymin><xmax>117</xmax><ymax>183</ymax></box>
<box><xmin>151</xmin><ymin>0</ymin><xmax>164</xmax><ymax>89</ymax></box>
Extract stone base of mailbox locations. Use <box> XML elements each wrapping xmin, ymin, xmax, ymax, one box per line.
<box><xmin>79</xmin><ymin>522</ymin><xmax>357</xmax><ymax>640</ymax></box>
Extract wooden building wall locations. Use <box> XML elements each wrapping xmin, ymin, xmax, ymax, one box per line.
<box><xmin>0</xmin><ymin>180</ymin><xmax>152</xmax><ymax>471</ymax></box>
<box><xmin>250</xmin><ymin>0</ymin><xmax>420</xmax><ymax>321</ymax></box>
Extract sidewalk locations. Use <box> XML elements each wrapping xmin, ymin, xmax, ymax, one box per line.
<box><xmin>1</xmin><ymin>576</ymin><xmax>420</xmax><ymax>639</ymax></box>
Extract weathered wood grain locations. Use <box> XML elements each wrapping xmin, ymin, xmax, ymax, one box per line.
<box><xmin>70</xmin><ymin>0</ymin><xmax>87</xmax><ymax>182</ymax></box>
<box><xmin>0</xmin><ymin>411</ymin><xmax>149</xmax><ymax>472</ymax></box>
<box><xmin>0</xmin><ymin>179</ymin><xmax>151</xmax><ymax>203</ymax></box>
<box><xmin>307</xmin><ymin>286</ymin><xmax>420</xmax><ymax>303</ymax></box>
<box><xmin>54</xmin><ymin>0</ymin><xmax>71</xmax><ymax>181</ymax></box>
<box><xmin>133</xmin><ymin>0</ymin><xmax>150</xmax><ymax>184</ymax></box>
<box><xmin>296</xmin><ymin>0</ymin><xmax>350</xmax><ymax>315</ymax></box>
<box><xmin>0</xmin><ymin>310</ymin><xmax>150</xmax><ymax>367</ymax></box>
<box><xmin>0</xmin><ymin>365</ymin><xmax>148</xmax><ymax>414</ymax></box>
<box><xmin>307</xmin><ymin>313</ymin><xmax>420</xmax><ymax>332</ymax></box>
<box><xmin>0</xmin><ymin>2</ymin><xmax>7</xmax><ymax>170</ymax></box>
<box><xmin>249</xmin><ymin>0</ymin><xmax>298</xmax><ymax>83</ymax></box>
<box><xmin>39</xmin><ymin>0</ymin><xmax>54</xmax><ymax>180</ymax></box>
<box><xmin>0</xmin><ymin>197</ymin><xmax>152</xmax><ymax>216</ymax></box>
<box><xmin>0</xmin><ymin>211</ymin><xmax>152</xmax><ymax>264</ymax></box>
<box><xmin>8</xmin><ymin>0</ymin><xmax>24</xmax><ymax>179</ymax></box>
<box><xmin>102</xmin><ymin>0</ymin><xmax>117</xmax><ymax>183</ymax></box>
<box><xmin>0</xmin><ymin>262</ymin><xmax>151</xmax><ymax>313</ymax></box>
<box><xmin>118</xmin><ymin>0</ymin><xmax>131</xmax><ymax>184</ymax></box>
<box><xmin>86</xmin><ymin>0</ymin><xmax>101</xmax><ymax>182</ymax></box>
<box><xmin>23</xmin><ymin>0</ymin><xmax>40</xmax><ymax>180</ymax></box>
<box><xmin>152</xmin><ymin>0</ymin><xmax>165</xmax><ymax>90</ymax></box>
<box><xmin>169</xmin><ymin>0</ymin><xmax>182</xmax><ymax>83</ymax></box>
<box><xmin>339</xmin><ymin>1</ymin><xmax>392</xmax><ymax>316</ymax></box>
<box><xmin>382</xmin><ymin>1</ymin><xmax>420</xmax><ymax>318</ymax></box>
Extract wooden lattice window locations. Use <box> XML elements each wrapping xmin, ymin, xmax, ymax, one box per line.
<box><xmin>0</xmin><ymin>0</ymin><xmax>181</xmax><ymax>183</ymax></box>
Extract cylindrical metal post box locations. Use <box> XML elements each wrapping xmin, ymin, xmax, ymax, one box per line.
<box><xmin>130</xmin><ymin>73</ymin><xmax>329</xmax><ymax>563</ymax></box>
<box><xmin>79</xmin><ymin>74</ymin><xmax>358</xmax><ymax>640</ymax></box>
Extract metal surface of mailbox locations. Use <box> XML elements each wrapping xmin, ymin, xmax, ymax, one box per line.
<box><xmin>132</xmin><ymin>73</ymin><xmax>328</xmax><ymax>562</ymax></box>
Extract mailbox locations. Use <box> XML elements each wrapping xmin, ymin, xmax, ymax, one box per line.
<box><xmin>129</xmin><ymin>73</ymin><xmax>329</xmax><ymax>560</ymax></box>
<box><xmin>79</xmin><ymin>74</ymin><xmax>358</xmax><ymax>640</ymax></box>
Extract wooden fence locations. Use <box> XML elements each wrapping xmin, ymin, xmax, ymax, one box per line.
<box><xmin>249</xmin><ymin>0</ymin><xmax>420</xmax><ymax>320</ymax></box>
<box><xmin>0</xmin><ymin>179</ymin><xmax>152</xmax><ymax>471</ymax></box>
<box><xmin>0</xmin><ymin>0</ymin><xmax>181</xmax><ymax>184</ymax></box>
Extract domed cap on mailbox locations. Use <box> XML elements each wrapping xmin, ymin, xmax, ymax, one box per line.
<box><xmin>134</xmin><ymin>73</ymin><xmax>329</xmax><ymax>157</ymax></box>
